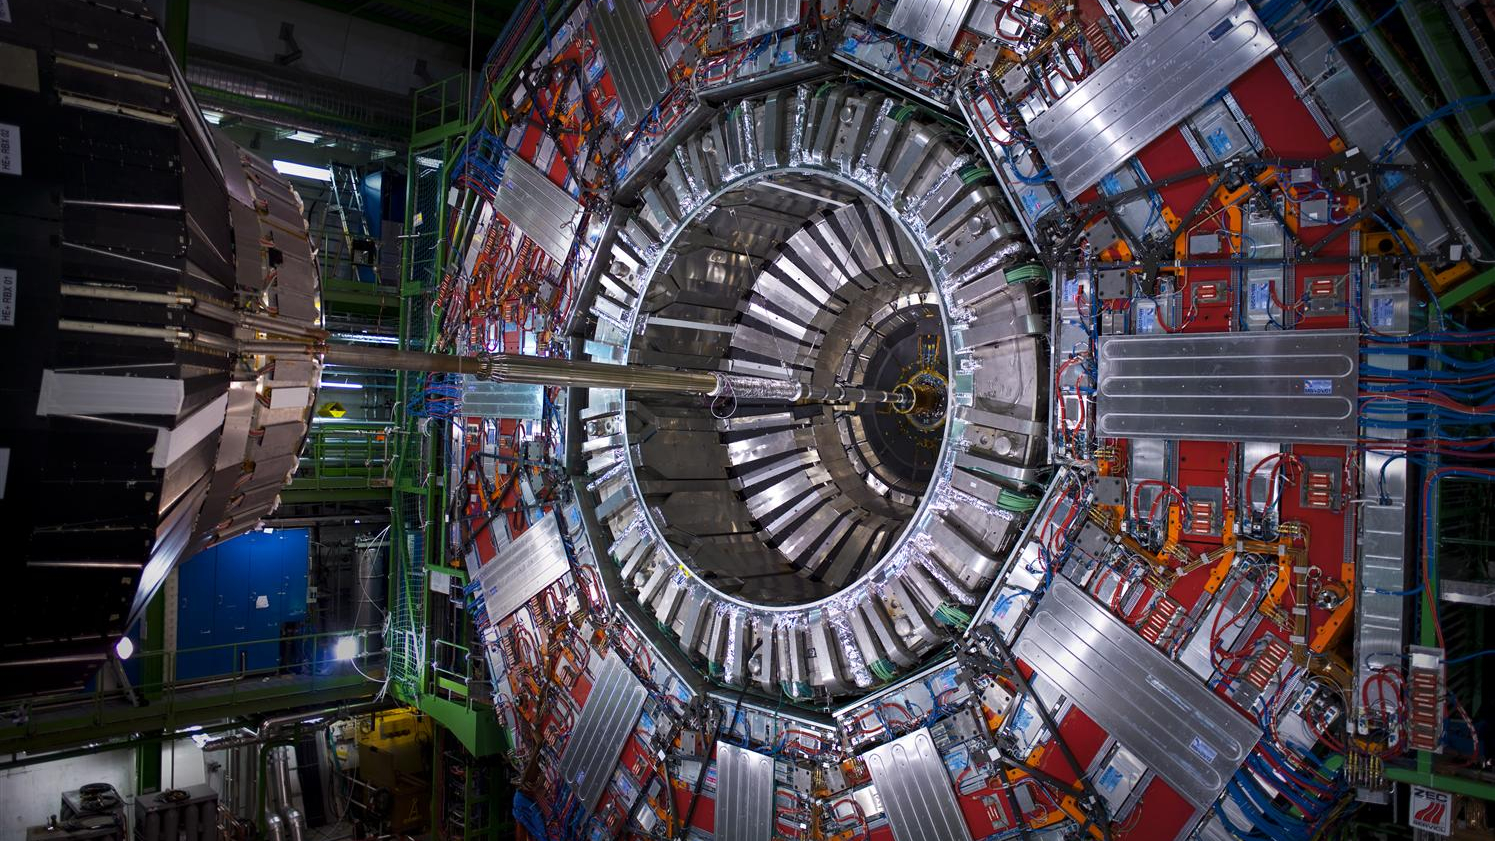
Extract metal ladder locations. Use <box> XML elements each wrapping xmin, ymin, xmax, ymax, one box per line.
<box><xmin>328</xmin><ymin>162</ymin><xmax>381</xmax><ymax>284</ymax></box>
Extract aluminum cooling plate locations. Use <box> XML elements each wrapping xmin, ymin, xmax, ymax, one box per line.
<box><xmin>1012</xmin><ymin>577</ymin><xmax>1260</xmax><ymax>811</ymax></box>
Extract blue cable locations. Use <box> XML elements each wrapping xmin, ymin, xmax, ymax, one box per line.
<box><xmin>1444</xmin><ymin>648</ymin><xmax>1495</xmax><ymax>666</ymax></box>
<box><xmin>1378</xmin><ymin>94</ymin><xmax>1495</xmax><ymax>163</ymax></box>
<box><xmin>1000</xmin><ymin>143</ymin><xmax>1053</xmax><ymax>185</ymax></box>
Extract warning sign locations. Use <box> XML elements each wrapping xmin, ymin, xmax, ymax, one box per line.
<box><xmin>1410</xmin><ymin>785</ymin><xmax>1452</xmax><ymax>836</ymax></box>
<box><xmin>318</xmin><ymin>401</ymin><xmax>346</xmax><ymax>418</ymax></box>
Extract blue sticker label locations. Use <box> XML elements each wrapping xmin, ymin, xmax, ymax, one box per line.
<box><xmin>1248</xmin><ymin>281</ymin><xmax>1269</xmax><ymax>311</ymax></box>
<box><xmin>1022</xmin><ymin>191</ymin><xmax>1043</xmax><ymax>217</ymax></box>
<box><xmin>1304</xmin><ymin>379</ymin><xmax>1332</xmax><ymax>395</ymax></box>
<box><xmin>1136</xmin><ymin>301</ymin><xmax>1159</xmax><ymax>334</ymax></box>
<box><xmin>1371</xmin><ymin>296</ymin><xmax>1395</xmax><ymax>328</ymax></box>
<box><xmin>1190</xmin><ymin>736</ymin><xmax>1219</xmax><ymax>763</ymax></box>
<box><xmin>1012</xmin><ymin>704</ymin><xmax>1034</xmax><ymax>732</ymax></box>
<box><xmin>1063</xmin><ymin>277</ymin><xmax>1079</xmax><ymax>303</ymax></box>
<box><xmin>1206</xmin><ymin>127</ymin><xmax>1234</xmax><ymax>157</ymax></box>
<box><xmin>1099</xmin><ymin>173</ymin><xmax>1123</xmax><ymax>196</ymax></box>
<box><xmin>1097</xmin><ymin>766</ymin><xmax>1123</xmax><ymax>793</ymax></box>
<box><xmin>841</xmin><ymin>37</ymin><xmax>859</xmax><ymax>54</ymax></box>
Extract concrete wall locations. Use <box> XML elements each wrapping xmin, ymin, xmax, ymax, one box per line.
<box><xmin>0</xmin><ymin>739</ymin><xmax>209</xmax><ymax>841</ymax></box>
<box><xmin>161</xmin><ymin>739</ymin><xmax>209</xmax><ymax>792</ymax></box>
<box><xmin>188</xmin><ymin>0</ymin><xmax>468</xmax><ymax>96</ymax></box>
<box><xmin>0</xmin><ymin>749</ymin><xmax>135</xmax><ymax>841</ymax></box>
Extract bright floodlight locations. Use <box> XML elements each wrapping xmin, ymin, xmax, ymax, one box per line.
<box><xmin>333</xmin><ymin>635</ymin><xmax>359</xmax><ymax>662</ymax></box>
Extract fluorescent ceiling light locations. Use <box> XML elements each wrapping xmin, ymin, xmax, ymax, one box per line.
<box><xmin>321</xmin><ymin>381</ymin><xmax>363</xmax><ymax>390</ymax></box>
<box><xmin>416</xmin><ymin>156</ymin><xmax>443</xmax><ymax>169</ymax></box>
<box><xmin>201</xmin><ymin>110</ymin><xmax>224</xmax><ymax>125</ymax></box>
<box><xmin>331</xmin><ymin>332</ymin><xmax>400</xmax><ymax>345</ymax></box>
<box><xmin>272</xmin><ymin>160</ymin><xmax>333</xmax><ymax>182</ymax></box>
<box><xmin>285</xmin><ymin>130</ymin><xmax>321</xmax><ymax>143</ymax></box>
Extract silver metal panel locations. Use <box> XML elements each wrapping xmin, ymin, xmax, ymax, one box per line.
<box><xmin>863</xmin><ymin>728</ymin><xmax>972</xmax><ymax>841</ymax></box>
<box><xmin>1096</xmin><ymin>330</ymin><xmax>1359</xmax><ymax>442</ymax></box>
<box><xmin>591</xmin><ymin>0</ymin><xmax>670</xmax><ymax>127</ymax></box>
<box><xmin>38</xmin><ymin>370</ymin><xmax>185</xmax><ymax>417</ymax></box>
<box><xmin>472</xmin><ymin>512</ymin><xmax>569</xmax><ymax>622</ymax></box>
<box><xmin>886</xmin><ymin>0</ymin><xmax>977</xmax><ymax>52</ymax></box>
<box><xmin>1027</xmin><ymin>0</ymin><xmax>1276</xmax><ymax>200</ymax></box>
<box><xmin>1178</xmin><ymin>574</ymin><xmax>1259</xmax><ymax>679</ymax></box>
<box><xmin>1105</xmin><ymin>0</ymin><xmax>1164</xmax><ymax>37</ymax></box>
<box><xmin>1355</xmin><ymin>502</ymin><xmax>1410</xmax><ymax>721</ymax></box>
<box><xmin>1276</xmin><ymin>19</ymin><xmax>1451</xmax><ymax>251</ymax></box>
<box><xmin>714</xmin><ymin>743</ymin><xmax>775</xmax><ymax>841</ymax></box>
<box><xmin>1441</xmin><ymin>579</ymin><xmax>1495</xmax><ymax>606</ymax></box>
<box><xmin>1013</xmin><ymin>577</ymin><xmax>1259</xmax><ymax>811</ymax></box>
<box><xmin>557</xmin><ymin>653</ymin><xmax>647</xmax><ymax>815</ymax></box>
<box><xmin>493</xmin><ymin>153</ymin><xmax>580</xmax><ymax>263</ymax></box>
<box><xmin>460</xmin><ymin>377</ymin><xmax>544</xmax><ymax>419</ymax></box>
<box><xmin>743</xmin><ymin>0</ymin><xmax>800</xmax><ymax>39</ymax></box>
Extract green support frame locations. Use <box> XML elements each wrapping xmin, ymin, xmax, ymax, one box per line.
<box><xmin>378</xmin><ymin>76</ymin><xmax>519</xmax><ymax>841</ymax></box>
<box><xmin>1</xmin><ymin>630</ymin><xmax>378</xmax><ymax>757</ymax></box>
<box><xmin>1382</xmin><ymin>472</ymin><xmax>1495</xmax><ymax>803</ymax></box>
<box><xmin>1335</xmin><ymin>0</ymin><xmax>1495</xmax><ymax>310</ymax></box>
<box><xmin>1332</xmin><ymin>0</ymin><xmax>1495</xmax><ymax>800</ymax></box>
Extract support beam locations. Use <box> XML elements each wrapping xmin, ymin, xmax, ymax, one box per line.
<box><xmin>136</xmin><ymin>733</ymin><xmax>163</xmax><ymax>795</ymax></box>
<box><xmin>317</xmin><ymin>344</ymin><xmax>914</xmax><ymax>408</ymax></box>
<box><xmin>142</xmin><ymin>589</ymin><xmax>166</xmax><ymax>700</ymax></box>
<box><xmin>322</xmin><ymin>278</ymin><xmax>400</xmax><ymax>316</ymax></box>
<box><xmin>367</xmin><ymin>0</ymin><xmax>508</xmax><ymax>35</ymax></box>
<box><xmin>1439</xmin><ymin>266</ymin><xmax>1495</xmax><ymax>309</ymax></box>
<box><xmin>280</xmin><ymin>487</ymin><xmax>392</xmax><ymax>503</ymax></box>
<box><xmin>164</xmin><ymin>0</ymin><xmax>190</xmax><ymax>68</ymax></box>
<box><xmin>135</xmin><ymin>587</ymin><xmax>168</xmax><ymax>795</ymax></box>
<box><xmin>1383</xmin><ymin>765</ymin><xmax>1495</xmax><ymax>802</ymax></box>
<box><xmin>290</xmin><ymin>0</ymin><xmax>508</xmax><ymax>43</ymax></box>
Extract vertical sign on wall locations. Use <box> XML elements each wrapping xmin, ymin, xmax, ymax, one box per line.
<box><xmin>1409</xmin><ymin>785</ymin><xmax>1452</xmax><ymax>836</ymax></box>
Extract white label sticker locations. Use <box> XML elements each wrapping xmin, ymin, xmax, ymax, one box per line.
<box><xmin>1410</xmin><ymin>785</ymin><xmax>1452</xmax><ymax>835</ymax></box>
<box><xmin>0</xmin><ymin>122</ymin><xmax>18</xmax><ymax>173</ymax></box>
<box><xmin>0</xmin><ymin>123</ymin><xmax>18</xmax><ymax>174</ymax></box>
<box><xmin>0</xmin><ymin>268</ymin><xmax>12</xmax><ymax>325</ymax></box>
<box><xmin>0</xmin><ymin>0</ymin><xmax>11</xmax><ymax>24</ymax></box>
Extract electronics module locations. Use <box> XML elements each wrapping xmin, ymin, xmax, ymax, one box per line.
<box><xmin>391</xmin><ymin>1</ymin><xmax>1495</xmax><ymax>839</ymax></box>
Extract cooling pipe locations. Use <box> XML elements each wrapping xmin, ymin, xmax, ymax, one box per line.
<box><xmin>200</xmin><ymin>700</ymin><xmax>388</xmax><ymax>752</ymax></box>
<box><xmin>318</xmin><ymin>344</ymin><xmax>914</xmax><ymax>408</ymax></box>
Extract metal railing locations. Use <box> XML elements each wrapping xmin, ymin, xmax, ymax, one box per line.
<box><xmin>1</xmin><ymin>630</ymin><xmax>382</xmax><ymax>740</ymax></box>
<box><xmin>432</xmin><ymin>638</ymin><xmax>474</xmax><ymax>694</ymax></box>
<box><xmin>295</xmin><ymin>421</ymin><xmax>396</xmax><ymax>490</ymax></box>
<box><xmin>412</xmin><ymin>75</ymin><xmax>468</xmax><ymax>138</ymax></box>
